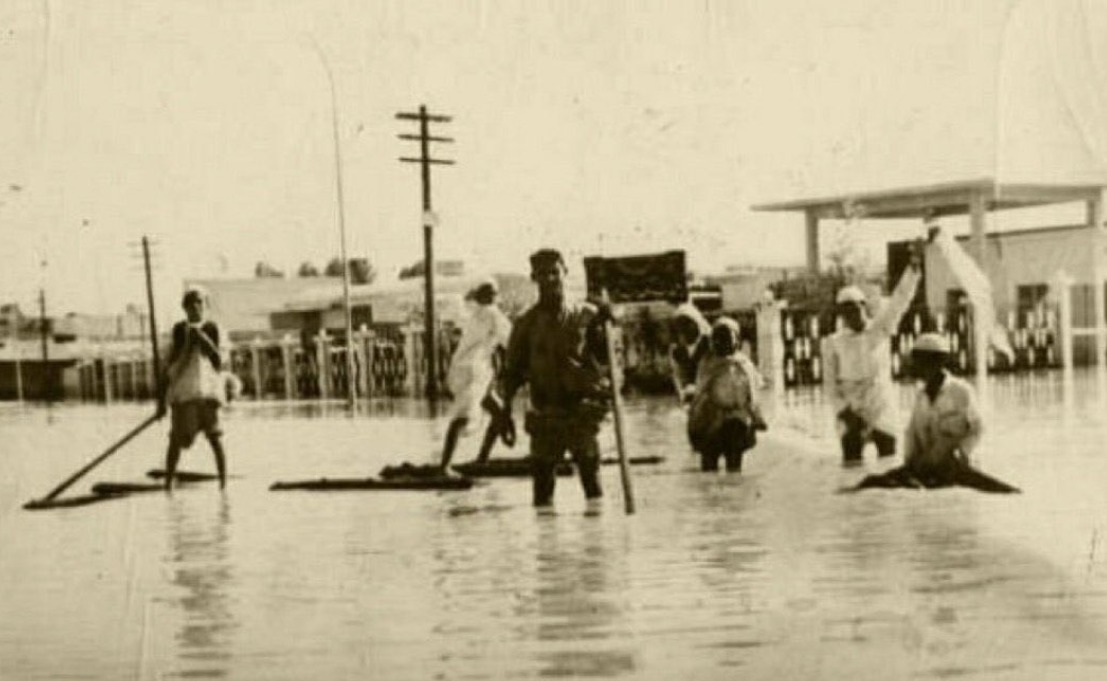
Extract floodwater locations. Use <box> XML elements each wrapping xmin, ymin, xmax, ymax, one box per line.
<box><xmin>2</xmin><ymin>371</ymin><xmax>1107</xmax><ymax>680</ymax></box>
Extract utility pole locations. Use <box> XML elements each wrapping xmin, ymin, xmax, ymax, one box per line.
<box><xmin>38</xmin><ymin>260</ymin><xmax>49</xmax><ymax>400</ymax></box>
<box><xmin>396</xmin><ymin>104</ymin><xmax>454</xmax><ymax>401</ymax></box>
<box><xmin>142</xmin><ymin>237</ymin><xmax>163</xmax><ymax>411</ymax></box>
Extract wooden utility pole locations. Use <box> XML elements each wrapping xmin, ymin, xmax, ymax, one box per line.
<box><xmin>38</xmin><ymin>283</ymin><xmax>49</xmax><ymax>400</ymax></box>
<box><xmin>396</xmin><ymin>105</ymin><xmax>454</xmax><ymax>400</ymax></box>
<box><xmin>142</xmin><ymin>237</ymin><xmax>163</xmax><ymax>410</ymax></box>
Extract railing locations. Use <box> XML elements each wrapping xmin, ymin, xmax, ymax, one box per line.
<box><xmin>68</xmin><ymin>300</ymin><xmax>1069</xmax><ymax>405</ymax></box>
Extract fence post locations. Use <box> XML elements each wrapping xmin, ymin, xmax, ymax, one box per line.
<box><xmin>249</xmin><ymin>337</ymin><xmax>263</xmax><ymax>400</ymax></box>
<box><xmin>353</xmin><ymin>324</ymin><xmax>370</xmax><ymax>399</ymax></box>
<box><xmin>316</xmin><ymin>330</ymin><xmax>331</xmax><ymax>400</ymax></box>
<box><xmin>103</xmin><ymin>358</ymin><xmax>114</xmax><ymax>404</ymax></box>
<box><xmin>280</xmin><ymin>334</ymin><xmax>295</xmax><ymax>400</ymax></box>
<box><xmin>403</xmin><ymin>323</ymin><xmax>421</xmax><ymax>398</ymax></box>
<box><xmin>755</xmin><ymin>298</ymin><xmax>786</xmax><ymax>389</ymax></box>
<box><xmin>1052</xmin><ymin>270</ymin><xmax>1075</xmax><ymax>376</ymax></box>
<box><xmin>129</xmin><ymin>357</ymin><xmax>139</xmax><ymax>400</ymax></box>
<box><xmin>367</xmin><ymin>328</ymin><xmax>377</xmax><ymax>399</ymax></box>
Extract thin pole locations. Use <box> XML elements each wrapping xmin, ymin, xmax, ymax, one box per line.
<box><xmin>24</xmin><ymin>414</ymin><xmax>160</xmax><ymax>508</ymax></box>
<box><xmin>311</xmin><ymin>39</ymin><xmax>357</xmax><ymax>409</ymax></box>
<box><xmin>601</xmin><ymin>288</ymin><xmax>635</xmax><ymax>515</ymax></box>
<box><xmin>420</xmin><ymin>105</ymin><xmax>438</xmax><ymax>401</ymax></box>
<box><xmin>142</xmin><ymin>237</ymin><xmax>163</xmax><ymax>411</ymax></box>
<box><xmin>38</xmin><ymin>286</ymin><xmax>49</xmax><ymax>400</ymax></box>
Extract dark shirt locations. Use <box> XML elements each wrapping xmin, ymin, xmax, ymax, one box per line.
<box><xmin>501</xmin><ymin>301</ymin><xmax>609</xmax><ymax>412</ymax></box>
<box><xmin>169</xmin><ymin>320</ymin><xmax>223</xmax><ymax>371</ymax></box>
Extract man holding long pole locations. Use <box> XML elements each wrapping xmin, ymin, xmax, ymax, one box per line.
<box><xmin>496</xmin><ymin>249</ymin><xmax>613</xmax><ymax>516</ymax></box>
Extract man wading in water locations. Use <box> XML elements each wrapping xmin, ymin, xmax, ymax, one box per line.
<box><xmin>495</xmin><ymin>249</ymin><xmax>612</xmax><ymax>516</ymax></box>
<box><xmin>823</xmin><ymin>243</ymin><xmax>922</xmax><ymax>465</ymax></box>
<box><xmin>160</xmin><ymin>287</ymin><xmax>228</xmax><ymax>491</ymax></box>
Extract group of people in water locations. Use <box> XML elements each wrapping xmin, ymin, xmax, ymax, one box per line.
<box><xmin>157</xmin><ymin>236</ymin><xmax>1016</xmax><ymax>504</ymax></box>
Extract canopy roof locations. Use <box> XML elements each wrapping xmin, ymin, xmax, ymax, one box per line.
<box><xmin>752</xmin><ymin>177</ymin><xmax>1106</xmax><ymax>220</ymax></box>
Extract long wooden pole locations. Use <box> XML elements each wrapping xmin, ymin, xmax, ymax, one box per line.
<box><xmin>601</xmin><ymin>290</ymin><xmax>635</xmax><ymax>515</ymax></box>
<box><xmin>23</xmin><ymin>237</ymin><xmax>166</xmax><ymax>510</ymax></box>
<box><xmin>24</xmin><ymin>414</ymin><xmax>161</xmax><ymax>508</ymax></box>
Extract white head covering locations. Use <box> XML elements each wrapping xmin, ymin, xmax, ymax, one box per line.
<box><xmin>672</xmin><ymin>302</ymin><xmax>711</xmax><ymax>338</ymax></box>
<box><xmin>835</xmin><ymin>285</ymin><xmax>866</xmax><ymax>305</ymax></box>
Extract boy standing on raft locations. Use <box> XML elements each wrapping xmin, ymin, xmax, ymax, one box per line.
<box><xmin>439</xmin><ymin>279</ymin><xmax>514</xmax><ymax>471</ymax></box>
<box><xmin>823</xmin><ymin>245</ymin><xmax>922</xmax><ymax>465</ymax></box>
<box><xmin>496</xmin><ymin>249</ymin><xmax>612</xmax><ymax>514</ymax></box>
<box><xmin>160</xmin><ymin>287</ymin><xmax>228</xmax><ymax>491</ymax></box>
<box><xmin>850</xmin><ymin>333</ymin><xmax>1017</xmax><ymax>493</ymax></box>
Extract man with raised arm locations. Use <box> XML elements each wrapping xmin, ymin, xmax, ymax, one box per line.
<box><xmin>823</xmin><ymin>245</ymin><xmax>921</xmax><ymax>465</ymax></box>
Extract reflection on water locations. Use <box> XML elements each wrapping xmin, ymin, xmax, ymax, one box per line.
<box><xmin>3</xmin><ymin>370</ymin><xmax>1107</xmax><ymax>679</ymax></box>
<box><xmin>531</xmin><ymin>519</ymin><xmax>637</xmax><ymax>678</ymax></box>
<box><xmin>166</xmin><ymin>496</ymin><xmax>236</xmax><ymax>679</ymax></box>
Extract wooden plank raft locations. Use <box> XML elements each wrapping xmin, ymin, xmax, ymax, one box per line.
<box><xmin>452</xmin><ymin>456</ymin><xmax>665</xmax><ymax>478</ymax></box>
<box><xmin>270</xmin><ymin>477</ymin><xmax>474</xmax><ymax>492</ymax></box>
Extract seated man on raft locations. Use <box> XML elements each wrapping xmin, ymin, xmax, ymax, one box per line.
<box><xmin>848</xmin><ymin>332</ymin><xmax>1018</xmax><ymax>494</ymax></box>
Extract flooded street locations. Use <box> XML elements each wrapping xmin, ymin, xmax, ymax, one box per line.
<box><xmin>3</xmin><ymin>371</ymin><xmax>1107</xmax><ymax>680</ymax></box>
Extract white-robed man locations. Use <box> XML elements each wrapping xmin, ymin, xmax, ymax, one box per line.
<box><xmin>848</xmin><ymin>332</ymin><xmax>1017</xmax><ymax>493</ymax></box>
<box><xmin>823</xmin><ymin>245</ymin><xmax>921</xmax><ymax>465</ymax></box>
<box><xmin>439</xmin><ymin>279</ymin><xmax>514</xmax><ymax>471</ymax></box>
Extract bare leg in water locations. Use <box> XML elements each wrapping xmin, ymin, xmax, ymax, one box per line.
<box><xmin>440</xmin><ymin>417</ymin><xmax>469</xmax><ymax>471</ymax></box>
<box><xmin>164</xmin><ymin>441</ymin><xmax>182</xmax><ymax>492</ymax></box>
<box><xmin>475</xmin><ymin>420</ymin><xmax>499</xmax><ymax>463</ymax></box>
<box><xmin>206</xmin><ymin>433</ymin><xmax>227</xmax><ymax>490</ymax></box>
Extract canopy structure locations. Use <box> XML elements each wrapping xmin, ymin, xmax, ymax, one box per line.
<box><xmin>753</xmin><ymin>177</ymin><xmax>1107</xmax><ymax>373</ymax></box>
<box><xmin>753</xmin><ymin>177</ymin><xmax>1106</xmax><ymax>272</ymax></box>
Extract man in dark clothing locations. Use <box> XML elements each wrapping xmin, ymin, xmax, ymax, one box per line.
<box><xmin>497</xmin><ymin>249</ymin><xmax>611</xmax><ymax>514</ymax></box>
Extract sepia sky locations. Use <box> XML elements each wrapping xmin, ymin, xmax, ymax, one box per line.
<box><xmin>2</xmin><ymin>0</ymin><xmax>1107</xmax><ymax>319</ymax></box>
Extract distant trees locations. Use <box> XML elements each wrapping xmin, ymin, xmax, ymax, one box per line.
<box><xmin>398</xmin><ymin>259</ymin><xmax>465</xmax><ymax>280</ymax></box>
<box><xmin>254</xmin><ymin>261</ymin><xmax>285</xmax><ymax>278</ymax></box>
<box><xmin>260</xmin><ymin>258</ymin><xmax>375</xmax><ymax>284</ymax></box>
<box><xmin>322</xmin><ymin>257</ymin><xmax>376</xmax><ymax>285</ymax></box>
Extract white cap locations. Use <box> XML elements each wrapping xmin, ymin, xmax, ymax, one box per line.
<box><xmin>835</xmin><ymin>286</ymin><xmax>866</xmax><ymax>305</ymax></box>
<box><xmin>912</xmin><ymin>332</ymin><xmax>950</xmax><ymax>355</ymax></box>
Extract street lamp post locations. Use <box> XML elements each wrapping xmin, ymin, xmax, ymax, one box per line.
<box><xmin>309</xmin><ymin>39</ymin><xmax>357</xmax><ymax>410</ymax></box>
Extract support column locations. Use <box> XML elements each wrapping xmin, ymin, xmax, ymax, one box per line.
<box><xmin>805</xmin><ymin>210</ymin><xmax>820</xmax><ymax>273</ymax></box>
<box><xmin>969</xmin><ymin>191</ymin><xmax>989</xmax><ymax>392</ymax></box>
<box><xmin>970</xmin><ymin>190</ymin><xmax>988</xmax><ymax>268</ymax></box>
<box><xmin>1053</xmin><ymin>269</ymin><xmax>1075</xmax><ymax>375</ymax></box>
<box><xmin>1088</xmin><ymin>192</ymin><xmax>1106</xmax><ymax>368</ymax></box>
